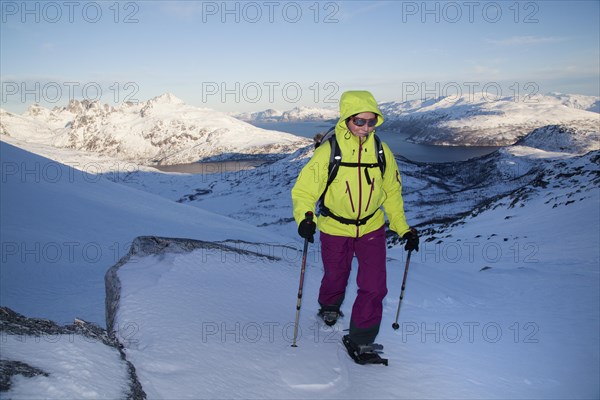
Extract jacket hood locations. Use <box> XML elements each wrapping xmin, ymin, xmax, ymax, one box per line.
<box><xmin>336</xmin><ymin>90</ymin><xmax>385</xmax><ymax>132</ymax></box>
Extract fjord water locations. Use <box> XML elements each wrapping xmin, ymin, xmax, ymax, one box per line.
<box><xmin>252</xmin><ymin>121</ymin><xmax>500</xmax><ymax>163</ymax></box>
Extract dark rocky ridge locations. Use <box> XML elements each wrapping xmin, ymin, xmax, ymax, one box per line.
<box><xmin>0</xmin><ymin>307</ymin><xmax>146</xmax><ymax>398</ymax></box>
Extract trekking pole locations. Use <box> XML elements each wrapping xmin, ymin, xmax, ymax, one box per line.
<box><xmin>291</xmin><ymin>212</ymin><xmax>313</xmax><ymax>347</ymax></box>
<box><xmin>392</xmin><ymin>250</ymin><xmax>412</xmax><ymax>330</ymax></box>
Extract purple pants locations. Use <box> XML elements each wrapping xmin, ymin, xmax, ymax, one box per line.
<box><xmin>319</xmin><ymin>226</ymin><xmax>387</xmax><ymax>344</ymax></box>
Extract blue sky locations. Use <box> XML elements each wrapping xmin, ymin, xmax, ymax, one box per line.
<box><xmin>1</xmin><ymin>0</ymin><xmax>599</xmax><ymax>113</ymax></box>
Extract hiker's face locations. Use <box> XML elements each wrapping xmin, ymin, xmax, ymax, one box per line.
<box><xmin>348</xmin><ymin>112</ymin><xmax>377</xmax><ymax>139</ymax></box>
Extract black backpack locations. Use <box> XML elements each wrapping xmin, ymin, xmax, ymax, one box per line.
<box><xmin>316</xmin><ymin>127</ymin><xmax>387</xmax><ymax>226</ymax></box>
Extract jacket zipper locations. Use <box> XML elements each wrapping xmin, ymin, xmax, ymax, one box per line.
<box><xmin>345</xmin><ymin>181</ymin><xmax>355</xmax><ymax>212</ymax></box>
<box><xmin>365</xmin><ymin>177</ymin><xmax>375</xmax><ymax>211</ymax></box>
<box><xmin>356</xmin><ymin>141</ymin><xmax>363</xmax><ymax>237</ymax></box>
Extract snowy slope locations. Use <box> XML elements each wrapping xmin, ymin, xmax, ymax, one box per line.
<box><xmin>514</xmin><ymin>123</ymin><xmax>600</xmax><ymax>154</ymax></box>
<box><xmin>0</xmin><ymin>94</ymin><xmax>310</xmax><ymax>165</ymax></box>
<box><xmin>0</xmin><ymin>141</ymin><xmax>289</xmax><ymax>325</ymax></box>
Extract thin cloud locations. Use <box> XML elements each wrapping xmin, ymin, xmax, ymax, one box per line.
<box><xmin>486</xmin><ymin>36</ymin><xmax>568</xmax><ymax>46</ymax></box>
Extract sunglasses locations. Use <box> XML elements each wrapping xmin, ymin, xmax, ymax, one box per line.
<box><xmin>350</xmin><ymin>117</ymin><xmax>378</xmax><ymax>127</ymax></box>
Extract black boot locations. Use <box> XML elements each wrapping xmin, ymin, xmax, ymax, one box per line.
<box><xmin>342</xmin><ymin>335</ymin><xmax>388</xmax><ymax>366</ymax></box>
<box><xmin>318</xmin><ymin>307</ymin><xmax>343</xmax><ymax>326</ymax></box>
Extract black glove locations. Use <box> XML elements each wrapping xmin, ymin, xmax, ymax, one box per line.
<box><xmin>403</xmin><ymin>228</ymin><xmax>419</xmax><ymax>252</ymax></box>
<box><xmin>298</xmin><ymin>212</ymin><xmax>316</xmax><ymax>243</ymax></box>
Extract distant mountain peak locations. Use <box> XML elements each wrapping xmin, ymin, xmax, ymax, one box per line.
<box><xmin>147</xmin><ymin>93</ymin><xmax>185</xmax><ymax>105</ymax></box>
<box><xmin>26</xmin><ymin>103</ymin><xmax>49</xmax><ymax>117</ymax></box>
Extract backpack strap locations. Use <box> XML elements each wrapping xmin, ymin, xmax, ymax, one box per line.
<box><xmin>321</xmin><ymin>206</ymin><xmax>379</xmax><ymax>226</ymax></box>
<box><xmin>374</xmin><ymin>134</ymin><xmax>386</xmax><ymax>176</ymax></box>
<box><xmin>318</xmin><ymin>133</ymin><xmax>341</xmax><ymax>208</ymax></box>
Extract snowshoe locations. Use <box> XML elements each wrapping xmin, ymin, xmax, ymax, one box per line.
<box><xmin>342</xmin><ymin>335</ymin><xmax>388</xmax><ymax>366</ymax></box>
<box><xmin>318</xmin><ymin>308</ymin><xmax>343</xmax><ymax>327</ymax></box>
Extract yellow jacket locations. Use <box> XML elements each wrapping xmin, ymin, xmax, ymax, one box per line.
<box><xmin>291</xmin><ymin>91</ymin><xmax>411</xmax><ymax>238</ymax></box>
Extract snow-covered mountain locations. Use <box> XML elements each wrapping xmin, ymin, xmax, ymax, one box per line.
<box><xmin>0</xmin><ymin>93</ymin><xmax>311</xmax><ymax>165</ymax></box>
<box><xmin>279</xmin><ymin>106</ymin><xmax>338</xmax><ymax>122</ymax></box>
<box><xmin>231</xmin><ymin>108</ymin><xmax>284</xmax><ymax>122</ymax></box>
<box><xmin>379</xmin><ymin>92</ymin><xmax>599</xmax><ymax>146</ymax></box>
<box><xmin>233</xmin><ymin>106</ymin><xmax>338</xmax><ymax>123</ymax></box>
<box><xmin>545</xmin><ymin>92</ymin><xmax>600</xmax><ymax>113</ymax></box>
<box><xmin>514</xmin><ymin>123</ymin><xmax>600</xmax><ymax>154</ymax></box>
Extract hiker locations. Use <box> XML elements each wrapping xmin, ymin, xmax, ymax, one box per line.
<box><xmin>291</xmin><ymin>90</ymin><xmax>419</xmax><ymax>364</ymax></box>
